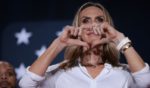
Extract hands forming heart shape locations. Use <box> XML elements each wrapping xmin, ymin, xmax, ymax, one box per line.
<box><xmin>58</xmin><ymin>22</ymin><xmax>125</xmax><ymax>51</ymax></box>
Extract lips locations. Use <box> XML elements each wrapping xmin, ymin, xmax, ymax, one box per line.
<box><xmin>87</xmin><ymin>31</ymin><xmax>97</xmax><ymax>36</ymax></box>
<box><xmin>0</xmin><ymin>81</ymin><xmax>10</xmax><ymax>88</ymax></box>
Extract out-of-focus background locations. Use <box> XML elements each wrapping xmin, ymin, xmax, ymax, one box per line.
<box><xmin>0</xmin><ymin>0</ymin><xmax>150</xmax><ymax>84</ymax></box>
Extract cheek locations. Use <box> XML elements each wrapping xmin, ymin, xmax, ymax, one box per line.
<box><xmin>8</xmin><ymin>77</ymin><xmax>16</xmax><ymax>86</ymax></box>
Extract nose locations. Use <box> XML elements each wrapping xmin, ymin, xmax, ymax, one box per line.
<box><xmin>0</xmin><ymin>74</ymin><xmax>8</xmax><ymax>80</ymax></box>
<box><xmin>92</xmin><ymin>23</ymin><xmax>97</xmax><ymax>27</ymax></box>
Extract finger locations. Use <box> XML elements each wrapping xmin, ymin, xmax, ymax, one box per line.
<box><xmin>70</xmin><ymin>28</ymin><xmax>75</xmax><ymax>35</ymax></box>
<box><xmin>91</xmin><ymin>38</ymin><xmax>110</xmax><ymax>48</ymax></box>
<box><xmin>92</xmin><ymin>23</ymin><xmax>99</xmax><ymax>35</ymax></box>
<box><xmin>73</xmin><ymin>27</ymin><xmax>79</xmax><ymax>37</ymax></box>
<box><xmin>78</xmin><ymin>25</ymin><xmax>84</xmax><ymax>38</ymax></box>
<box><xmin>101</xmin><ymin>22</ymin><xmax>117</xmax><ymax>39</ymax></box>
<box><xmin>95</xmin><ymin>26</ymin><xmax>101</xmax><ymax>35</ymax></box>
<box><xmin>60</xmin><ymin>27</ymin><xmax>70</xmax><ymax>42</ymax></box>
<box><xmin>67</xmin><ymin>39</ymin><xmax>89</xmax><ymax>48</ymax></box>
<box><xmin>101</xmin><ymin>22</ymin><xmax>116</xmax><ymax>34</ymax></box>
<box><xmin>93</xmin><ymin>26</ymin><xmax>98</xmax><ymax>35</ymax></box>
<box><xmin>98</xmin><ymin>24</ymin><xmax>104</xmax><ymax>34</ymax></box>
<box><xmin>83</xmin><ymin>46</ymin><xmax>89</xmax><ymax>52</ymax></box>
<box><xmin>63</xmin><ymin>26</ymin><xmax>74</xmax><ymax>35</ymax></box>
<box><xmin>99</xmin><ymin>25</ymin><xmax>106</xmax><ymax>38</ymax></box>
<box><xmin>78</xmin><ymin>27</ymin><xmax>82</xmax><ymax>37</ymax></box>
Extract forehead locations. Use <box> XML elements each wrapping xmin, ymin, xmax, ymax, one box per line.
<box><xmin>0</xmin><ymin>63</ymin><xmax>13</xmax><ymax>71</ymax></box>
<box><xmin>80</xmin><ymin>6</ymin><xmax>104</xmax><ymax>17</ymax></box>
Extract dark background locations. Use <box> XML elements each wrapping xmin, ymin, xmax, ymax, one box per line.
<box><xmin>0</xmin><ymin>0</ymin><xmax>150</xmax><ymax>84</ymax></box>
<box><xmin>1</xmin><ymin>0</ymin><xmax>150</xmax><ymax>30</ymax></box>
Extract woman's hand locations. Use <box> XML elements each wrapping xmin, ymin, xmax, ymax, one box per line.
<box><xmin>58</xmin><ymin>25</ymin><xmax>89</xmax><ymax>49</ymax></box>
<box><xmin>91</xmin><ymin>22</ymin><xmax>125</xmax><ymax>48</ymax></box>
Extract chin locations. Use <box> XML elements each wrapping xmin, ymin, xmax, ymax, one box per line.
<box><xmin>82</xmin><ymin>57</ymin><xmax>101</xmax><ymax>67</ymax></box>
<box><xmin>0</xmin><ymin>81</ymin><xmax>14</xmax><ymax>88</ymax></box>
<box><xmin>86</xmin><ymin>38</ymin><xmax>99</xmax><ymax>44</ymax></box>
<box><xmin>84</xmin><ymin>36</ymin><xmax>100</xmax><ymax>44</ymax></box>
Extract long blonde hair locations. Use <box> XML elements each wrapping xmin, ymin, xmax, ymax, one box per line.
<box><xmin>59</xmin><ymin>2</ymin><xmax>120</xmax><ymax>69</ymax></box>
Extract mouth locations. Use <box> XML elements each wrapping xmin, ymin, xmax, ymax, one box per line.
<box><xmin>86</xmin><ymin>32</ymin><xmax>101</xmax><ymax>41</ymax></box>
<box><xmin>87</xmin><ymin>31</ymin><xmax>95</xmax><ymax>34</ymax></box>
<box><xmin>0</xmin><ymin>81</ymin><xmax>10</xmax><ymax>88</ymax></box>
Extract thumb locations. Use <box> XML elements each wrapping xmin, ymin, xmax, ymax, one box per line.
<box><xmin>91</xmin><ymin>38</ymin><xmax>110</xmax><ymax>48</ymax></box>
<box><xmin>67</xmin><ymin>39</ymin><xmax>89</xmax><ymax>48</ymax></box>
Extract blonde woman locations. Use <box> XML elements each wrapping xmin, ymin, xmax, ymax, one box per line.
<box><xmin>19</xmin><ymin>2</ymin><xmax>150</xmax><ymax>88</ymax></box>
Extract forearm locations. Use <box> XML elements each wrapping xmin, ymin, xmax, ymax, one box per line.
<box><xmin>123</xmin><ymin>46</ymin><xmax>145</xmax><ymax>73</ymax></box>
<box><xmin>113</xmin><ymin>32</ymin><xmax>145</xmax><ymax>73</ymax></box>
<box><xmin>29</xmin><ymin>38</ymin><xmax>65</xmax><ymax>76</ymax></box>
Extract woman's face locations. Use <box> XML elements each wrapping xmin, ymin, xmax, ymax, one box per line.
<box><xmin>0</xmin><ymin>63</ymin><xmax>16</xmax><ymax>88</ymax></box>
<box><xmin>79</xmin><ymin>6</ymin><xmax>105</xmax><ymax>44</ymax></box>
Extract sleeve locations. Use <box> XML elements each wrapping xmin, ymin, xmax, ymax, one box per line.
<box><xmin>19</xmin><ymin>63</ymin><xmax>60</xmax><ymax>88</ymax></box>
<box><xmin>123</xmin><ymin>75</ymin><xmax>137</xmax><ymax>88</ymax></box>
<box><xmin>132</xmin><ymin>63</ymin><xmax>150</xmax><ymax>88</ymax></box>
<box><xmin>19</xmin><ymin>67</ymin><xmax>46</xmax><ymax>88</ymax></box>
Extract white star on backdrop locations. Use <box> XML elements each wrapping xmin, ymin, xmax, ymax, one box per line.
<box><xmin>35</xmin><ymin>45</ymin><xmax>47</xmax><ymax>57</ymax></box>
<box><xmin>15</xmin><ymin>63</ymin><xmax>26</xmax><ymax>79</ymax></box>
<box><xmin>15</xmin><ymin>28</ymin><xmax>32</xmax><ymax>45</ymax></box>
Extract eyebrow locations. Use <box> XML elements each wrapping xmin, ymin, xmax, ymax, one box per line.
<box><xmin>80</xmin><ymin>16</ymin><xmax>104</xmax><ymax>19</ymax></box>
<box><xmin>6</xmin><ymin>68</ymin><xmax>15</xmax><ymax>71</ymax></box>
<box><xmin>80</xmin><ymin>16</ymin><xmax>91</xmax><ymax>20</ymax></box>
<box><xmin>96</xmin><ymin>16</ymin><xmax>104</xmax><ymax>19</ymax></box>
<box><xmin>7</xmin><ymin>69</ymin><xmax>16</xmax><ymax>74</ymax></box>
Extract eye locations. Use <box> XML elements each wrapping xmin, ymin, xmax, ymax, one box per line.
<box><xmin>7</xmin><ymin>70</ymin><xmax>16</xmax><ymax>76</ymax></box>
<box><xmin>82</xmin><ymin>18</ymin><xmax>90</xmax><ymax>24</ymax></box>
<box><xmin>97</xmin><ymin>16</ymin><xmax>104</xmax><ymax>23</ymax></box>
<box><xmin>8</xmin><ymin>72</ymin><xmax>15</xmax><ymax>76</ymax></box>
<box><xmin>80</xmin><ymin>17</ymin><xmax>91</xmax><ymax>24</ymax></box>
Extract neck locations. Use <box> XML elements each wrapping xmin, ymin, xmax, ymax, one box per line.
<box><xmin>85</xmin><ymin>64</ymin><xmax>104</xmax><ymax>79</ymax></box>
<box><xmin>82</xmin><ymin>62</ymin><xmax>104</xmax><ymax>68</ymax></box>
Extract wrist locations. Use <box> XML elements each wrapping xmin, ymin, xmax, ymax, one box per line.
<box><xmin>121</xmin><ymin>42</ymin><xmax>132</xmax><ymax>53</ymax></box>
<box><xmin>113</xmin><ymin>33</ymin><xmax>126</xmax><ymax>45</ymax></box>
<box><xmin>116</xmin><ymin>37</ymin><xmax>132</xmax><ymax>52</ymax></box>
<box><xmin>54</xmin><ymin>38</ymin><xmax>66</xmax><ymax>50</ymax></box>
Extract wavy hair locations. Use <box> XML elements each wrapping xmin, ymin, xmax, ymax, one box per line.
<box><xmin>59</xmin><ymin>2</ymin><xmax>120</xmax><ymax>69</ymax></box>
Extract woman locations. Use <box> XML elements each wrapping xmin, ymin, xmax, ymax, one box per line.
<box><xmin>19</xmin><ymin>2</ymin><xmax>150</xmax><ymax>88</ymax></box>
<box><xmin>0</xmin><ymin>61</ymin><xmax>17</xmax><ymax>88</ymax></box>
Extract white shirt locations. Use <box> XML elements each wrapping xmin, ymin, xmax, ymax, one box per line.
<box><xmin>19</xmin><ymin>63</ymin><xmax>150</xmax><ymax>88</ymax></box>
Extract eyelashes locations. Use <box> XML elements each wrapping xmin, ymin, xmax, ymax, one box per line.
<box><xmin>82</xmin><ymin>18</ymin><xmax>90</xmax><ymax>24</ymax></box>
<box><xmin>81</xmin><ymin>16</ymin><xmax>104</xmax><ymax>24</ymax></box>
<box><xmin>97</xmin><ymin>17</ymin><xmax>104</xmax><ymax>23</ymax></box>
